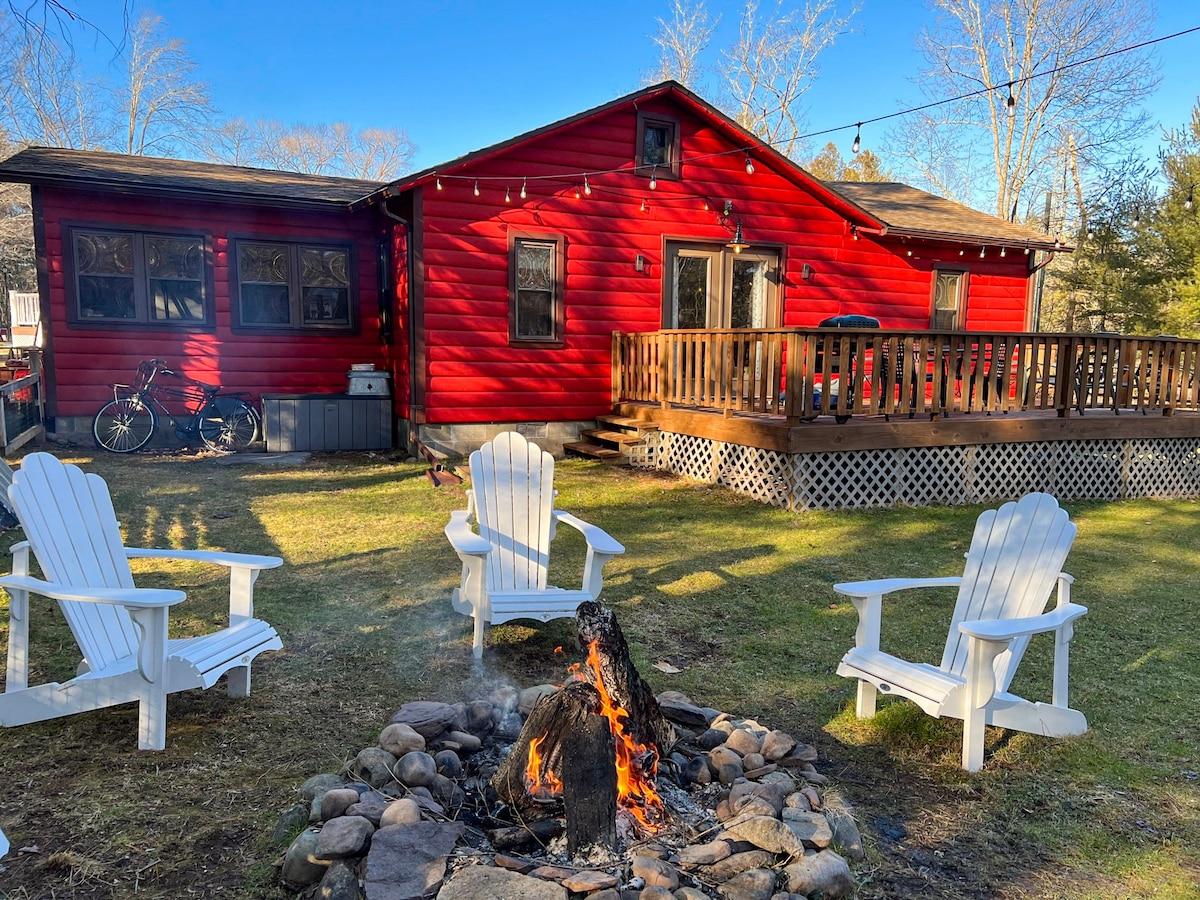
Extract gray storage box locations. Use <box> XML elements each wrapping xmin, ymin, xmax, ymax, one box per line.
<box><xmin>263</xmin><ymin>393</ymin><xmax>392</xmax><ymax>452</ymax></box>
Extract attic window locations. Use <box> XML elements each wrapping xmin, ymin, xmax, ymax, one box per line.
<box><xmin>637</xmin><ymin>112</ymin><xmax>681</xmax><ymax>180</ymax></box>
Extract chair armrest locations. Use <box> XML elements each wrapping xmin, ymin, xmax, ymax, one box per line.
<box><xmin>445</xmin><ymin>510</ymin><xmax>493</xmax><ymax>557</ymax></box>
<box><xmin>553</xmin><ymin>511</ymin><xmax>625</xmax><ymax>556</ymax></box>
<box><xmin>125</xmin><ymin>548</ymin><xmax>282</xmax><ymax>570</ymax></box>
<box><xmin>958</xmin><ymin>602</ymin><xmax>1088</xmax><ymax>642</ymax></box>
<box><xmin>834</xmin><ymin>576</ymin><xmax>963</xmax><ymax>598</ymax></box>
<box><xmin>0</xmin><ymin>573</ymin><xmax>185</xmax><ymax>608</ymax></box>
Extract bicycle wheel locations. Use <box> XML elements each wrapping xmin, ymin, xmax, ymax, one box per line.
<box><xmin>93</xmin><ymin>397</ymin><xmax>157</xmax><ymax>453</ymax></box>
<box><xmin>198</xmin><ymin>398</ymin><xmax>260</xmax><ymax>452</ymax></box>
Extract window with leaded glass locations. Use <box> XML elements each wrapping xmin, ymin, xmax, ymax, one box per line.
<box><xmin>68</xmin><ymin>226</ymin><xmax>212</xmax><ymax>327</ymax></box>
<box><xmin>234</xmin><ymin>239</ymin><xmax>354</xmax><ymax>331</ymax></box>
<box><xmin>932</xmin><ymin>270</ymin><xmax>966</xmax><ymax>330</ymax></box>
<box><xmin>636</xmin><ymin>112</ymin><xmax>681</xmax><ymax>180</ymax></box>
<box><xmin>509</xmin><ymin>233</ymin><xmax>564</xmax><ymax>346</ymax></box>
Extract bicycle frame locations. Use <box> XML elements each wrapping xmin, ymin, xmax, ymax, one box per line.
<box><xmin>110</xmin><ymin>359</ymin><xmax>221</xmax><ymax>435</ymax></box>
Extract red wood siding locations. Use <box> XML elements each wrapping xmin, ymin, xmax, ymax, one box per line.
<box><xmin>37</xmin><ymin>187</ymin><xmax>387</xmax><ymax>419</ymax></box>
<box><xmin>415</xmin><ymin>98</ymin><xmax>1034</xmax><ymax>425</ymax></box>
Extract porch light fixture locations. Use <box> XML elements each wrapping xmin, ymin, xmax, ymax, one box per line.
<box><xmin>520</xmin><ymin>178</ymin><xmax>527</xmax><ymax>199</ymax></box>
<box><xmin>726</xmin><ymin>221</ymin><xmax>750</xmax><ymax>253</ymax></box>
<box><xmin>635</xmin><ymin>254</ymin><xmax>646</xmax><ymax>273</ymax></box>
<box><xmin>801</xmin><ymin>263</ymin><xmax>813</xmax><ymax>280</ymax></box>
<box><xmin>851</xmin><ymin>123</ymin><xmax>862</xmax><ymax>155</ymax></box>
<box><xmin>745</xmin><ymin>154</ymin><xmax>755</xmax><ymax>174</ymax></box>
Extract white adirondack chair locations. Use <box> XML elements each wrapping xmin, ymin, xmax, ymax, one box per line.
<box><xmin>445</xmin><ymin>431</ymin><xmax>625</xmax><ymax>658</ymax></box>
<box><xmin>835</xmin><ymin>492</ymin><xmax>1088</xmax><ymax>772</ymax></box>
<box><xmin>0</xmin><ymin>452</ymin><xmax>283</xmax><ymax>750</ymax></box>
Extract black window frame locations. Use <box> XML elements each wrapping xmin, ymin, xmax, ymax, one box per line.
<box><xmin>636</xmin><ymin>111</ymin><xmax>682</xmax><ymax>181</ymax></box>
<box><xmin>508</xmin><ymin>231</ymin><xmax>566</xmax><ymax>348</ymax></box>
<box><xmin>230</xmin><ymin>235</ymin><xmax>359</xmax><ymax>335</ymax></box>
<box><xmin>64</xmin><ymin>222</ymin><xmax>215</xmax><ymax>331</ymax></box>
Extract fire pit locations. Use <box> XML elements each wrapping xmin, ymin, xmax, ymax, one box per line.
<box><xmin>275</xmin><ymin>602</ymin><xmax>863</xmax><ymax>899</ymax></box>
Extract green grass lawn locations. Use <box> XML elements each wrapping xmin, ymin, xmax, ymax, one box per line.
<box><xmin>0</xmin><ymin>448</ymin><xmax>1197</xmax><ymax>899</ymax></box>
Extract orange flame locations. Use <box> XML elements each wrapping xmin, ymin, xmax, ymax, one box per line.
<box><xmin>525</xmin><ymin>734</ymin><xmax>562</xmax><ymax>799</ymax></box>
<box><xmin>580</xmin><ymin>639</ymin><xmax>665</xmax><ymax>831</ymax></box>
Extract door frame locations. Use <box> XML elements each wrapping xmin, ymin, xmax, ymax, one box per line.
<box><xmin>660</xmin><ymin>238</ymin><xmax>783</xmax><ymax>329</ymax></box>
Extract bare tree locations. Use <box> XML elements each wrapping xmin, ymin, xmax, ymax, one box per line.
<box><xmin>720</xmin><ymin>0</ymin><xmax>857</xmax><ymax>159</ymax></box>
<box><xmin>121</xmin><ymin>14</ymin><xmax>213</xmax><ymax>156</ymax></box>
<box><xmin>208</xmin><ymin>119</ymin><xmax>415</xmax><ymax>181</ymax></box>
<box><xmin>648</xmin><ymin>0</ymin><xmax>719</xmax><ymax>87</ymax></box>
<box><xmin>892</xmin><ymin>0</ymin><xmax>1158</xmax><ymax>226</ymax></box>
<box><xmin>0</xmin><ymin>11</ymin><xmax>111</xmax><ymax>148</ymax></box>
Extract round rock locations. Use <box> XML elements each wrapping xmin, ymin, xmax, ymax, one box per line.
<box><xmin>380</xmin><ymin>797</ymin><xmax>422</xmax><ymax>827</ymax></box>
<box><xmin>318</xmin><ymin>788</ymin><xmax>361</xmax><ymax>821</ymax></box>
<box><xmin>352</xmin><ymin>748</ymin><xmax>397</xmax><ymax>789</ymax></box>
<box><xmin>281</xmin><ymin>827</ymin><xmax>328</xmax><ymax>887</ymax></box>
<box><xmin>724</xmin><ymin>728</ymin><xmax>762</xmax><ymax>757</ymax></box>
<box><xmin>314</xmin><ymin>815</ymin><xmax>375</xmax><ymax>859</ymax></box>
<box><xmin>396</xmin><ymin>750</ymin><xmax>438</xmax><ymax>788</ymax></box>
<box><xmin>379</xmin><ymin>722</ymin><xmax>426</xmax><ymax>755</ymax></box>
<box><xmin>435</xmin><ymin>749</ymin><xmax>463</xmax><ymax>777</ymax></box>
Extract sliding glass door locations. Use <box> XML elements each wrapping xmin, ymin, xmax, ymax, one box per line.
<box><xmin>665</xmin><ymin>242</ymin><xmax>780</xmax><ymax>329</ymax></box>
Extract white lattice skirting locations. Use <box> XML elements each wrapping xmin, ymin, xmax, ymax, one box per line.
<box><xmin>627</xmin><ymin>432</ymin><xmax>1200</xmax><ymax>511</ymax></box>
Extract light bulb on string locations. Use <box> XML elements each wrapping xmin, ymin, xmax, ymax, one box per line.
<box><xmin>1005</xmin><ymin>83</ymin><xmax>1017</xmax><ymax>118</ymax></box>
<box><xmin>1132</xmin><ymin>208</ymin><xmax>1141</xmax><ymax>228</ymax></box>
<box><xmin>1000</xmin><ymin>247</ymin><xmax>1007</xmax><ymax>257</ymax></box>
<box><xmin>1186</xmin><ymin>186</ymin><xmax>1194</xmax><ymax>211</ymax></box>
<box><xmin>473</xmin><ymin>180</ymin><xmax>480</xmax><ymax>197</ymax></box>
<box><xmin>640</xmin><ymin>197</ymin><xmax>648</xmax><ymax>212</ymax></box>
<box><xmin>436</xmin><ymin>177</ymin><xmax>443</xmax><ymax>191</ymax></box>
<box><xmin>851</xmin><ymin>124</ymin><xmax>861</xmax><ymax>155</ymax></box>
<box><xmin>574</xmin><ymin>184</ymin><xmax>582</xmax><ymax>199</ymax></box>
<box><xmin>505</xmin><ymin>186</ymin><xmax>511</xmax><ymax>203</ymax></box>
<box><xmin>520</xmin><ymin>178</ymin><xmax>527</xmax><ymax>200</ymax></box>
<box><xmin>980</xmin><ymin>246</ymin><xmax>986</xmax><ymax>258</ymax></box>
<box><xmin>583</xmin><ymin>175</ymin><xmax>591</xmax><ymax>196</ymax></box>
<box><xmin>649</xmin><ymin>167</ymin><xmax>658</xmax><ymax>190</ymax></box>
<box><xmin>745</xmin><ymin>154</ymin><xmax>755</xmax><ymax>174</ymax></box>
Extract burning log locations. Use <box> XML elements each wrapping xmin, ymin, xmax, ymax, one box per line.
<box><xmin>489</xmin><ymin>602</ymin><xmax>678</xmax><ymax>842</ymax></box>
<box><xmin>574</xmin><ymin>601</ymin><xmax>677</xmax><ymax>759</ymax></box>
<box><xmin>491</xmin><ymin>681</ymin><xmax>603</xmax><ymax>813</ymax></box>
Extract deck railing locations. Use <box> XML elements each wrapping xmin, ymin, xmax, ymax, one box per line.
<box><xmin>612</xmin><ymin>328</ymin><xmax>1200</xmax><ymax>422</ymax></box>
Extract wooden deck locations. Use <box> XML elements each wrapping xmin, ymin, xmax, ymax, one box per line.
<box><xmin>615</xmin><ymin>401</ymin><xmax>1200</xmax><ymax>455</ymax></box>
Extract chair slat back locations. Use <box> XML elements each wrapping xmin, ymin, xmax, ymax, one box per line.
<box><xmin>941</xmin><ymin>492</ymin><xmax>1076</xmax><ymax>689</ymax></box>
<box><xmin>469</xmin><ymin>432</ymin><xmax>555</xmax><ymax>593</ymax></box>
<box><xmin>9</xmin><ymin>453</ymin><xmax>139</xmax><ymax>672</ymax></box>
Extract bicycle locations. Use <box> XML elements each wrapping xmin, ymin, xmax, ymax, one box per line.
<box><xmin>93</xmin><ymin>359</ymin><xmax>261</xmax><ymax>453</ymax></box>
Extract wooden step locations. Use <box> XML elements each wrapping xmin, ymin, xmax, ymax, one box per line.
<box><xmin>581</xmin><ymin>428</ymin><xmax>645</xmax><ymax>446</ymax></box>
<box><xmin>596</xmin><ymin>414</ymin><xmax>659</xmax><ymax>432</ymax></box>
<box><xmin>563</xmin><ymin>441</ymin><xmax>624</xmax><ymax>462</ymax></box>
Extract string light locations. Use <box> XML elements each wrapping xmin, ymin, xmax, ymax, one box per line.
<box><xmin>851</xmin><ymin>124</ymin><xmax>861</xmax><ymax>155</ymax></box>
<box><xmin>1187</xmin><ymin>186</ymin><xmax>1194</xmax><ymax>211</ymax></box>
<box><xmin>574</xmin><ymin>184</ymin><xmax>582</xmax><ymax>199</ymax></box>
<box><xmin>979</xmin><ymin>246</ymin><xmax>986</xmax><ymax>258</ymax></box>
<box><xmin>583</xmin><ymin>175</ymin><xmax>591</xmax><ymax>196</ymax></box>
<box><xmin>640</xmin><ymin>197</ymin><xmax>648</xmax><ymax>212</ymax></box>
<box><xmin>1005</xmin><ymin>83</ymin><xmax>1017</xmax><ymax>118</ymax></box>
<box><xmin>436</xmin><ymin>177</ymin><xmax>442</xmax><ymax>191</ymax></box>
<box><xmin>505</xmin><ymin>185</ymin><xmax>511</xmax><ymax>203</ymax></box>
<box><xmin>744</xmin><ymin>154</ymin><xmax>755</xmax><ymax>174</ymax></box>
<box><xmin>1132</xmin><ymin>208</ymin><xmax>1140</xmax><ymax>228</ymax></box>
<box><xmin>520</xmin><ymin>177</ymin><xmax>527</xmax><ymax>199</ymax></box>
<box><xmin>1000</xmin><ymin>247</ymin><xmax>1007</xmax><ymax>257</ymax></box>
<box><xmin>473</xmin><ymin>180</ymin><xmax>480</xmax><ymax>197</ymax></box>
<box><xmin>649</xmin><ymin>167</ymin><xmax>658</xmax><ymax>190</ymax></box>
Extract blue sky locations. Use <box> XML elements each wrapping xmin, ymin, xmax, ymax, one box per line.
<box><xmin>73</xmin><ymin>0</ymin><xmax>1200</xmax><ymax>172</ymax></box>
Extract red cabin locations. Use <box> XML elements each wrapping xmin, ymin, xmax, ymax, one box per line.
<box><xmin>0</xmin><ymin>81</ymin><xmax>1059</xmax><ymax>455</ymax></box>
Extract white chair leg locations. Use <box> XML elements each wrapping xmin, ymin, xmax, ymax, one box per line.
<box><xmin>131</xmin><ymin>607</ymin><xmax>169</xmax><ymax>751</ymax></box>
<box><xmin>856</xmin><ymin>680</ymin><xmax>877</xmax><ymax>718</ymax></box>
<box><xmin>473</xmin><ymin>614</ymin><xmax>486</xmax><ymax>659</ymax></box>
<box><xmin>962</xmin><ymin>706</ymin><xmax>986</xmax><ymax>772</ymax></box>
<box><xmin>227</xmin><ymin>666</ymin><xmax>251</xmax><ymax>698</ymax></box>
